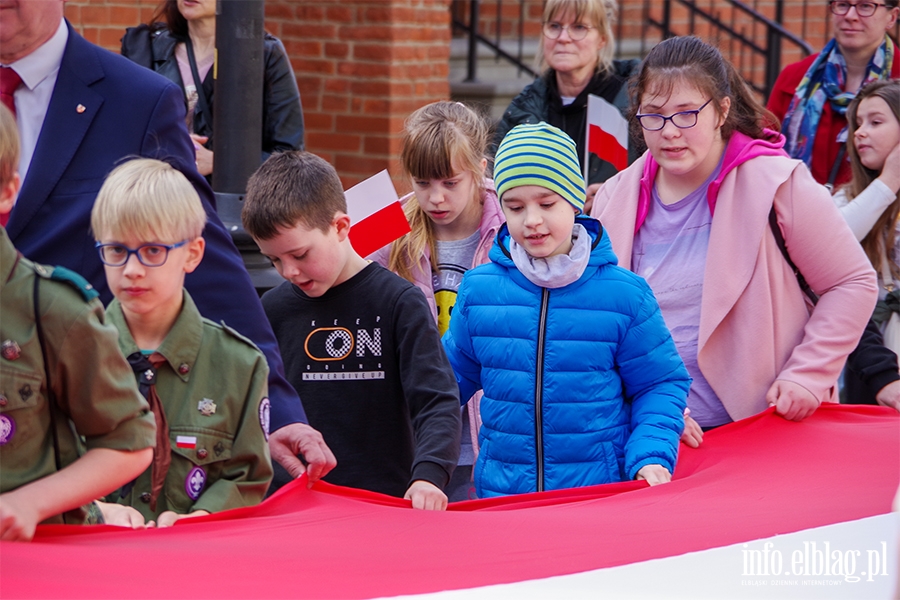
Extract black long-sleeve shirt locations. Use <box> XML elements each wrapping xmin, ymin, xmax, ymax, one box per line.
<box><xmin>262</xmin><ymin>263</ymin><xmax>461</xmax><ymax>497</ymax></box>
<box><xmin>843</xmin><ymin>318</ymin><xmax>899</xmax><ymax>405</ymax></box>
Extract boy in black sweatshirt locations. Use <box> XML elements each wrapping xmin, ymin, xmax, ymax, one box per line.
<box><xmin>242</xmin><ymin>151</ymin><xmax>460</xmax><ymax>509</ymax></box>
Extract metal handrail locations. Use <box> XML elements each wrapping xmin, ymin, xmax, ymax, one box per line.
<box><xmin>645</xmin><ymin>0</ymin><xmax>814</xmax><ymax>98</ymax></box>
<box><xmin>451</xmin><ymin>0</ymin><xmax>538</xmax><ymax>82</ymax></box>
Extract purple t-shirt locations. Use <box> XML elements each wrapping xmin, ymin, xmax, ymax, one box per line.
<box><xmin>632</xmin><ymin>162</ymin><xmax>731</xmax><ymax>428</ymax></box>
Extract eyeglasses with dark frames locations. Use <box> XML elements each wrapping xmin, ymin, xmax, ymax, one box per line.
<box><xmin>635</xmin><ymin>98</ymin><xmax>715</xmax><ymax>131</ymax></box>
<box><xmin>96</xmin><ymin>240</ymin><xmax>190</xmax><ymax>267</ymax></box>
<box><xmin>829</xmin><ymin>1</ymin><xmax>890</xmax><ymax>17</ymax></box>
<box><xmin>542</xmin><ymin>21</ymin><xmax>594</xmax><ymax>41</ymax></box>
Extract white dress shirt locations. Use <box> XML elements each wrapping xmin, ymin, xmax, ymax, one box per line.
<box><xmin>2</xmin><ymin>19</ymin><xmax>68</xmax><ymax>183</ymax></box>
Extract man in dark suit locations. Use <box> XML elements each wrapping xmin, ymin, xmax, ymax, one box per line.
<box><xmin>0</xmin><ymin>0</ymin><xmax>335</xmax><ymax>484</ymax></box>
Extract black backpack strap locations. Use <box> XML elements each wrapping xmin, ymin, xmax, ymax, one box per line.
<box><xmin>825</xmin><ymin>142</ymin><xmax>847</xmax><ymax>193</ymax></box>
<box><xmin>768</xmin><ymin>206</ymin><xmax>818</xmax><ymax>305</ymax></box>
<box><xmin>185</xmin><ymin>37</ymin><xmax>212</xmax><ymax>132</ymax></box>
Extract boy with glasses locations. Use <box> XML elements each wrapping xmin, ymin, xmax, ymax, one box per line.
<box><xmin>92</xmin><ymin>158</ymin><xmax>272</xmax><ymax>528</ymax></box>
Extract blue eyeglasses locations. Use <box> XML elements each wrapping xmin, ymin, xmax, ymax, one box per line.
<box><xmin>95</xmin><ymin>240</ymin><xmax>189</xmax><ymax>267</ymax></box>
<box><xmin>635</xmin><ymin>98</ymin><xmax>714</xmax><ymax>131</ymax></box>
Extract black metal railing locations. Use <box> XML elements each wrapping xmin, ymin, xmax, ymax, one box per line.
<box><xmin>643</xmin><ymin>0</ymin><xmax>814</xmax><ymax>99</ymax></box>
<box><xmin>451</xmin><ymin>0</ymin><xmax>538</xmax><ymax>81</ymax></box>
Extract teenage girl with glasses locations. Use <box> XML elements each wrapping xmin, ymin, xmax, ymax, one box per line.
<box><xmin>592</xmin><ymin>36</ymin><xmax>878</xmax><ymax>445</ymax></box>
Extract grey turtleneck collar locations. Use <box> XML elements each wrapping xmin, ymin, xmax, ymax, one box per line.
<box><xmin>508</xmin><ymin>223</ymin><xmax>591</xmax><ymax>289</ymax></box>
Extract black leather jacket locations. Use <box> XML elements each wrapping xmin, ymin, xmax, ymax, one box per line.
<box><xmin>121</xmin><ymin>26</ymin><xmax>304</xmax><ymax>162</ymax></box>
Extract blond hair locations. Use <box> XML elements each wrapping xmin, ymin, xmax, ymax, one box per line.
<box><xmin>535</xmin><ymin>0</ymin><xmax>617</xmax><ymax>76</ymax></box>
<box><xmin>0</xmin><ymin>105</ymin><xmax>19</xmax><ymax>189</ymax></box>
<box><xmin>388</xmin><ymin>101</ymin><xmax>488</xmax><ymax>283</ymax></box>
<box><xmin>91</xmin><ymin>158</ymin><xmax>207</xmax><ymax>242</ymax></box>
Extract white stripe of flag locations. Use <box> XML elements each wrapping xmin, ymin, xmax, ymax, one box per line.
<box><xmin>345</xmin><ymin>170</ymin><xmax>411</xmax><ymax>257</ymax></box>
<box><xmin>176</xmin><ymin>435</ymin><xmax>197</xmax><ymax>449</ymax></box>
<box><xmin>586</xmin><ymin>94</ymin><xmax>629</xmax><ymax>178</ymax></box>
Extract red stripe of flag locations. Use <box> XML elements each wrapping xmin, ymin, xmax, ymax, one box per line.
<box><xmin>588</xmin><ymin>124</ymin><xmax>628</xmax><ymax>172</ymax></box>
<box><xmin>348</xmin><ymin>201</ymin><xmax>411</xmax><ymax>258</ymax></box>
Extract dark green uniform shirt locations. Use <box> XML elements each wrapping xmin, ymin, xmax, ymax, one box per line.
<box><xmin>0</xmin><ymin>228</ymin><xmax>157</xmax><ymax>525</ymax></box>
<box><xmin>107</xmin><ymin>291</ymin><xmax>272</xmax><ymax>519</ymax></box>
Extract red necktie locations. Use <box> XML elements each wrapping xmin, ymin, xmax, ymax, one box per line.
<box><xmin>0</xmin><ymin>67</ymin><xmax>19</xmax><ymax>227</ymax></box>
<box><xmin>0</xmin><ymin>67</ymin><xmax>22</xmax><ymax>118</ymax></box>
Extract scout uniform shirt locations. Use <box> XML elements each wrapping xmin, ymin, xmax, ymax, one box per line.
<box><xmin>106</xmin><ymin>290</ymin><xmax>273</xmax><ymax>520</ymax></box>
<box><xmin>0</xmin><ymin>228</ymin><xmax>157</xmax><ymax>525</ymax></box>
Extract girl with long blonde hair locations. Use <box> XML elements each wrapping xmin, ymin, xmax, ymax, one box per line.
<box><xmin>370</xmin><ymin>101</ymin><xmax>504</xmax><ymax>501</ymax></box>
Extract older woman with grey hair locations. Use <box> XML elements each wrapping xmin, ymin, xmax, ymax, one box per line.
<box><xmin>491</xmin><ymin>0</ymin><xmax>638</xmax><ymax>213</ymax></box>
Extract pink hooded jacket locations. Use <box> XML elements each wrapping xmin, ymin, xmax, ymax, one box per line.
<box><xmin>592</xmin><ymin>131</ymin><xmax>878</xmax><ymax>421</ymax></box>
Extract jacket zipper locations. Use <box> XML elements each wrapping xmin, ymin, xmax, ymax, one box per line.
<box><xmin>535</xmin><ymin>287</ymin><xmax>549</xmax><ymax>492</ymax></box>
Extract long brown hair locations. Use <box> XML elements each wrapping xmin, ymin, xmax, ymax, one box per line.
<box><xmin>150</xmin><ymin>0</ymin><xmax>189</xmax><ymax>39</ymax></box>
<box><xmin>843</xmin><ymin>79</ymin><xmax>900</xmax><ymax>279</ymax></box>
<box><xmin>628</xmin><ymin>36</ymin><xmax>780</xmax><ymax>145</ymax></box>
<box><xmin>388</xmin><ymin>102</ymin><xmax>488</xmax><ymax>283</ymax></box>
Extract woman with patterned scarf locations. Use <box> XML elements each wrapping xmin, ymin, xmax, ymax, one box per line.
<box><xmin>768</xmin><ymin>0</ymin><xmax>898</xmax><ymax>190</ymax></box>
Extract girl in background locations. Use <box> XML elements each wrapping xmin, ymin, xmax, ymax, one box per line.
<box><xmin>834</xmin><ymin>79</ymin><xmax>900</xmax><ymax>410</ymax></box>
<box><xmin>370</xmin><ymin>101</ymin><xmax>504</xmax><ymax>501</ymax></box>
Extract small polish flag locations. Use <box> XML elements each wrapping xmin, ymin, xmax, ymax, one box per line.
<box><xmin>345</xmin><ymin>170</ymin><xmax>411</xmax><ymax>257</ymax></box>
<box><xmin>586</xmin><ymin>94</ymin><xmax>629</xmax><ymax>177</ymax></box>
<box><xmin>176</xmin><ymin>436</ymin><xmax>197</xmax><ymax>449</ymax></box>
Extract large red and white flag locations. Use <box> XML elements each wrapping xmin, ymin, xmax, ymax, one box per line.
<box><xmin>2</xmin><ymin>405</ymin><xmax>897</xmax><ymax>599</ymax></box>
<box><xmin>586</xmin><ymin>93</ymin><xmax>629</xmax><ymax>177</ymax></box>
<box><xmin>345</xmin><ymin>170</ymin><xmax>411</xmax><ymax>257</ymax></box>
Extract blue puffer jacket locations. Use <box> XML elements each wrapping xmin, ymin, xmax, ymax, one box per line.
<box><xmin>443</xmin><ymin>218</ymin><xmax>690</xmax><ymax>498</ymax></box>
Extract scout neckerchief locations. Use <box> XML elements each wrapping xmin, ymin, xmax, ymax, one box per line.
<box><xmin>126</xmin><ymin>352</ymin><xmax>172</xmax><ymax>512</ymax></box>
<box><xmin>782</xmin><ymin>35</ymin><xmax>895</xmax><ymax>169</ymax></box>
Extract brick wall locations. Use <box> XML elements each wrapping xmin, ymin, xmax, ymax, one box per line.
<box><xmin>65</xmin><ymin>0</ymin><xmax>158</xmax><ymax>49</ymax></box>
<box><xmin>266</xmin><ymin>0</ymin><xmax>451</xmax><ymax>189</ymax></box>
<box><xmin>65</xmin><ymin>0</ymin><xmax>452</xmax><ymax>190</ymax></box>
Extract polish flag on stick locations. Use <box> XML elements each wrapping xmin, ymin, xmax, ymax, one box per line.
<box><xmin>586</xmin><ymin>94</ymin><xmax>629</xmax><ymax>178</ymax></box>
<box><xmin>345</xmin><ymin>170</ymin><xmax>411</xmax><ymax>257</ymax></box>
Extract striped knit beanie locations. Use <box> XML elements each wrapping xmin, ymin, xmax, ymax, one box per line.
<box><xmin>493</xmin><ymin>122</ymin><xmax>585</xmax><ymax>214</ymax></box>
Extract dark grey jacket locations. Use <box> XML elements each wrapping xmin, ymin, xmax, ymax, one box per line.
<box><xmin>121</xmin><ymin>26</ymin><xmax>304</xmax><ymax>162</ymax></box>
<box><xmin>492</xmin><ymin>59</ymin><xmax>640</xmax><ymax>185</ymax></box>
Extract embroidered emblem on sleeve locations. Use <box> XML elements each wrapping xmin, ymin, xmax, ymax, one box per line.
<box><xmin>259</xmin><ymin>397</ymin><xmax>270</xmax><ymax>441</ymax></box>
<box><xmin>185</xmin><ymin>466</ymin><xmax>206</xmax><ymax>501</ymax></box>
<box><xmin>0</xmin><ymin>414</ymin><xmax>15</xmax><ymax>445</ymax></box>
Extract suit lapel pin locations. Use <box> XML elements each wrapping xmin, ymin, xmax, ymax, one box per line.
<box><xmin>76</xmin><ymin>104</ymin><xmax>86</xmax><ymax>114</ymax></box>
